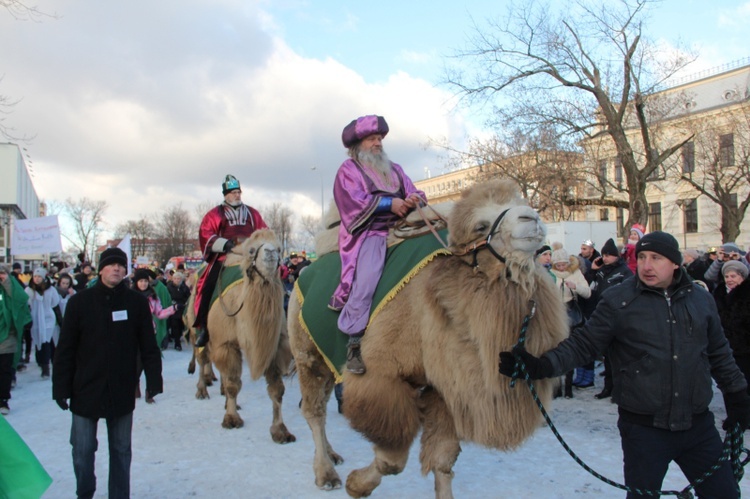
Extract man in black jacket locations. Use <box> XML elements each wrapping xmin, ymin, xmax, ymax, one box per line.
<box><xmin>500</xmin><ymin>231</ymin><xmax>750</xmax><ymax>499</ymax></box>
<box><xmin>53</xmin><ymin>247</ymin><xmax>163</xmax><ymax>499</ymax></box>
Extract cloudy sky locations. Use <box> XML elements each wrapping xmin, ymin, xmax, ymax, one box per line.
<box><xmin>1</xmin><ymin>0</ymin><xmax>749</xmax><ymax>242</ymax></box>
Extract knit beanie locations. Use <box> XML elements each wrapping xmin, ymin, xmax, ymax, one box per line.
<box><xmin>721</xmin><ymin>242</ymin><xmax>746</xmax><ymax>256</ymax></box>
<box><xmin>33</xmin><ymin>267</ymin><xmax>47</xmax><ymax>279</ymax></box>
<box><xmin>630</xmin><ymin>224</ymin><xmax>646</xmax><ymax>240</ymax></box>
<box><xmin>600</xmin><ymin>238</ymin><xmax>619</xmax><ymax>257</ymax></box>
<box><xmin>98</xmin><ymin>247</ymin><xmax>128</xmax><ymax>272</ymax></box>
<box><xmin>133</xmin><ymin>268</ymin><xmax>154</xmax><ymax>283</ymax></box>
<box><xmin>535</xmin><ymin>244</ymin><xmax>552</xmax><ymax>257</ymax></box>
<box><xmin>635</xmin><ymin>231</ymin><xmax>682</xmax><ymax>265</ymax></box>
<box><xmin>722</xmin><ymin>260</ymin><xmax>748</xmax><ymax>279</ymax></box>
<box><xmin>551</xmin><ymin>248</ymin><xmax>569</xmax><ymax>265</ymax></box>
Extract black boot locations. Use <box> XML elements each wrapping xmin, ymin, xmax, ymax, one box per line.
<box><xmin>41</xmin><ymin>364</ymin><xmax>50</xmax><ymax>378</ymax></box>
<box><xmin>334</xmin><ymin>383</ymin><xmax>344</xmax><ymax>414</ymax></box>
<box><xmin>195</xmin><ymin>328</ymin><xmax>209</xmax><ymax>348</ymax></box>
<box><xmin>595</xmin><ymin>388</ymin><xmax>612</xmax><ymax>399</ymax></box>
<box><xmin>345</xmin><ymin>335</ymin><xmax>366</xmax><ymax>374</ymax></box>
<box><xmin>174</xmin><ymin>340</ymin><xmax>182</xmax><ymax>351</ymax></box>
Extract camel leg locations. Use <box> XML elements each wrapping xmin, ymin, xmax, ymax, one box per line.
<box><xmin>264</xmin><ymin>362</ymin><xmax>296</xmax><ymax>443</ymax></box>
<box><xmin>195</xmin><ymin>346</ymin><xmax>212</xmax><ymax>399</ymax></box>
<box><xmin>346</xmin><ymin>444</ymin><xmax>410</xmax><ymax>498</ymax></box>
<box><xmin>418</xmin><ymin>388</ymin><xmax>461</xmax><ymax>499</ymax></box>
<box><xmin>298</xmin><ymin>354</ymin><xmax>343</xmax><ymax>490</ymax></box>
<box><xmin>211</xmin><ymin>341</ymin><xmax>244</xmax><ymax>429</ymax></box>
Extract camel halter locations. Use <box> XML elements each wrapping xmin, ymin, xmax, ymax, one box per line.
<box><xmin>216</xmin><ymin>245</ymin><xmax>279</xmax><ymax>318</ymax></box>
<box><xmin>453</xmin><ymin>208</ymin><xmax>510</xmax><ymax>271</ymax></box>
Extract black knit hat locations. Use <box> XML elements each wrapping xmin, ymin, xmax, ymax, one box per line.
<box><xmin>635</xmin><ymin>231</ymin><xmax>682</xmax><ymax>265</ymax></box>
<box><xmin>535</xmin><ymin>244</ymin><xmax>552</xmax><ymax>257</ymax></box>
<box><xmin>133</xmin><ymin>268</ymin><xmax>155</xmax><ymax>283</ymax></box>
<box><xmin>98</xmin><ymin>247</ymin><xmax>128</xmax><ymax>272</ymax></box>
<box><xmin>601</xmin><ymin>238</ymin><xmax>619</xmax><ymax>257</ymax></box>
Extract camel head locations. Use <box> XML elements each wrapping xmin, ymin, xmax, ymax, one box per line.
<box><xmin>234</xmin><ymin>229</ymin><xmax>281</xmax><ymax>283</ymax></box>
<box><xmin>448</xmin><ymin>179</ymin><xmax>546</xmax><ymax>281</ymax></box>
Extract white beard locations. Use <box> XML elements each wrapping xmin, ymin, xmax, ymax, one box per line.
<box><xmin>358</xmin><ymin>149</ymin><xmax>392</xmax><ymax>177</ymax></box>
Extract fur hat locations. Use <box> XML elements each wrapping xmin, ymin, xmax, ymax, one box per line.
<box><xmin>98</xmin><ymin>247</ymin><xmax>128</xmax><ymax>272</ymax></box>
<box><xmin>630</xmin><ymin>224</ymin><xmax>646</xmax><ymax>240</ymax></box>
<box><xmin>636</xmin><ymin>231</ymin><xmax>682</xmax><ymax>265</ymax></box>
<box><xmin>222</xmin><ymin>175</ymin><xmax>241</xmax><ymax>195</ymax></box>
<box><xmin>722</xmin><ymin>260</ymin><xmax>748</xmax><ymax>279</ymax></box>
<box><xmin>551</xmin><ymin>248</ymin><xmax>570</xmax><ymax>265</ymax></box>
<box><xmin>601</xmin><ymin>238</ymin><xmax>619</xmax><ymax>257</ymax></box>
<box><xmin>342</xmin><ymin>115</ymin><xmax>389</xmax><ymax>148</ymax></box>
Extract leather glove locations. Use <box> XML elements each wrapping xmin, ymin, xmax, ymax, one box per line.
<box><xmin>56</xmin><ymin>398</ymin><xmax>69</xmax><ymax>411</ymax></box>
<box><xmin>499</xmin><ymin>346</ymin><xmax>554</xmax><ymax>380</ymax></box>
<box><xmin>723</xmin><ymin>390</ymin><xmax>750</xmax><ymax>432</ymax></box>
<box><xmin>223</xmin><ymin>239</ymin><xmax>235</xmax><ymax>253</ymax></box>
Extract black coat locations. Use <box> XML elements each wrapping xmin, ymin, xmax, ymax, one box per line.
<box><xmin>714</xmin><ymin>279</ymin><xmax>750</xmax><ymax>356</ymax></box>
<box><xmin>544</xmin><ymin>268</ymin><xmax>746</xmax><ymax>431</ymax></box>
<box><xmin>166</xmin><ymin>281</ymin><xmax>191</xmax><ymax>306</ymax></box>
<box><xmin>52</xmin><ymin>280</ymin><xmax>163</xmax><ymax>419</ymax></box>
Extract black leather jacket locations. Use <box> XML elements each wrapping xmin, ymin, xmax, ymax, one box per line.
<box><xmin>544</xmin><ymin>267</ymin><xmax>746</xmax><ymax>431</ymax></box>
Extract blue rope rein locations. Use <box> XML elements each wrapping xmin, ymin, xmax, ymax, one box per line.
<box><xmin>508</xmin><ymin>300</ymin><xmax>748</xmax><ymax>498</ymax></box>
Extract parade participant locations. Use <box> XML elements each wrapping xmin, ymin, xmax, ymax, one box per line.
<box><xmin>73</xmin><ymin>263</ymin><xmax>94</xmax><ymax>292</ymax></box>
<box><xmin>500</xmin><ymin>231</ymin><xmax>750</xmax><ymax>498</ymax></box>
<box><xmin>329</xmin><ymin>115</ymin><xmax>425</xmax><ymax>374</ymax></box>
<box><xmin>578</xmin><ymin>239</ymin><xmax>600</xmax><ymax>274</ymax></box>
<box><xmin>193</xmin><ymin>175</ymin><xmax>267</xmax><ymax>347</ymax></box>
<box><xmin>287</xmin><ymin>251</ymin><xmax>310</xmax><ymax>283</ymax></box>
<box><xmin>166</xmin><ymin>271</ymin><xmax>190</xmax><ymax>350</ymax></box>
<box><xmin>0</xmin><ymin>265</ymin><xmax>32</xmax><ymax>415</ymax></box>
<box><xmin>25</xmin><ymin>268</ymin><xmax>61</xmax><ymax>378</ymax></box>
<box><xmin>53</xmin><ymin>247</ymin><xmax>162</xmax><ymax>499</ymax></box>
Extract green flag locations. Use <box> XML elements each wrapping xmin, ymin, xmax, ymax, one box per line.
<box><xmin>0</xmin><ymin>416</ymin><xmax>53</xmax><ymax>499</ymax></box>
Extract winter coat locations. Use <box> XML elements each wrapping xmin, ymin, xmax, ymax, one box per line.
<box><xmin>52</xmin><ymin>280</ymin><xmax>163</xmax><ymax>419</ymax></box>
<box><xmin>26</xmin><ymin>286</ymin><xmax>61</xmax><ymax>347</ymax></box>
<box><xmin>588</xmin><ymin>258</ymin><xmax>633</xmax><ymax>305</ymax></box>
<box><xmin>549</xmin><ymin>256</ymin><xmax>592</xmax><ymax>304</ymax></box>
<box><xmin>543</xmin><ymin>267</ymin><xmax>746</xmax><ymax>431</ymax></box>
<box><xmin>714</xmin><ymin>279</ymin><xmax>750</xmax><ymax>356</ymax></box>
<box><xmin>0</xmin><ymin>277</ymin><xmax>31</xmax><ymax>360</ymax></box>
<box><xmin>166</xmin><ymin>281</ymin><xmax>191</xmax><ymax>306</ymax></box>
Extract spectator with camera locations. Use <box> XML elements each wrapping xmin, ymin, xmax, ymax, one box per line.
<box><xmin>703</xmin><ymin>242</ymin><xmax>750</xmax><ymax>287</ymax></box>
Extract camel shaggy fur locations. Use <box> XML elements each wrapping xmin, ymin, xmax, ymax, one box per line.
<box><xmin>288</xmin><ymin>179</ymin><xmax>569</xmax><ymax>497</ymax></box>
<box><xmin>188</xmin><ymin>229</ymin><xmax>295</xmax><ymax>443</ymax></box>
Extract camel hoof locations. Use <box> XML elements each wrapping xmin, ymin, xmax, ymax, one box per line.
<box><xmin>203</xmin><ymin>377</ymin><xmax>214</xmax><ymax>387</ymax></box>
<box><xmin>317</xmin><ymin>476</ymin><xmax>342</xmax><ymax>491</ymax></box>
<box><xmin>271</xmin><ymin>424</ymin><xmax>296</xmax><ymax>444</ymax></box>
<box><xmin>187</xmin><ymin>364</ymin><xmax>195</xmax><ymax>375</ymax></box>
<box><xmin>329</xmin><ymin>451</ymin><xmax>344</xmax><ymax>466</ymax></box>
<box><xmin>195</xmin><ymin>389</ymin><xmax>209</xmax><ymax>400</ymax></box>
<box><xmin>221</xmin><ymin>414</ymin><xmax>244</xmax><ymax>429</ymax></box>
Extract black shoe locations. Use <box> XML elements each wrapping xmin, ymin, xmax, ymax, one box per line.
<box><xmin>0</xmin><ymin>399</ymin><xmax>9</xmax><ymax>415</ymax></box>
<box><xmin>41</xmin><ymin>365</ymin><xmax>50</xmax><ymax>378</ymax></box>
<box><xmin>595</xmin><ymin>388</ymin><xmax>612</xmax><ymax>399</ymax></box>
<box><xmin>346</xmin><ymin>339</ymin><xmax>366</xmax><ymax>374</ymax></box>
<box><xmin>175</xmin><ymin>342</ymin><xmax>182</xmax><ymax>351</ymax></box>
<box><xmin>195</xmin><ymin>329</ymin><xmax>209</xmax><ymax>348</ymax></box>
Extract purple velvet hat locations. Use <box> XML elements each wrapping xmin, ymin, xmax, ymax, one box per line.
<box><xmin>341</xmin><ymin>115</ymin><xmax>389</xmax><ymax>147</ymax></box>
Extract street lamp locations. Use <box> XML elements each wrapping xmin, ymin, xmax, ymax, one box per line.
<box><xmin>310</xmin><ymin>167</ymin><xmax>324</xmax><ymax>220</ymax></box>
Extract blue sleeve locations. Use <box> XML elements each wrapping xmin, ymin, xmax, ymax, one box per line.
<box><xmin>374</xmin><ymin>197</ymin><xmax>392</xmax><ymax>213</ymax></box>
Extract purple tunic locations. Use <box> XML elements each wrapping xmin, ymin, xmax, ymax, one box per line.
<box><xmin>329</xmin><ymin>159</ymin><xmax>425</xmax><ymax>311</ymax></box>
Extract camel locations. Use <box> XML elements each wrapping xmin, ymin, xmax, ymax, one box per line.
<box><xmin>288</xmin><ymin>179</ymin><xmax>570</xmax><ymax>497</ymax></box>
<box><xmin>188</xmin><ymin>228</ymin><xmax>295</xmax><ymax>443</ymax></box>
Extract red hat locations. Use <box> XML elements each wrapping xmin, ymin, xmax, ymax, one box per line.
<box><xmin>342</xmin><ymin>115</ymin><xmax>389</xmax><ymax>148</ymax></box>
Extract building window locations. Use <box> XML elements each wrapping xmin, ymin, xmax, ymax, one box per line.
<box><xmin>648</xmin><ymin>202</ymin><xmax>662</xmax><ymax>232</ymax></box>
<box><xmin>683</xmin><ymin>198</ymin><xmax>698</xmax><ymax>233</ymax></box>
<box><xmin>599</xmin><ymin>208</ymin><xmax>609</xmax><ymax>221</ymax></box>
<box><xmin>682</xmin><ymin>142</ymin><xmax>695</xmax><ymax>174</ymax></box>
<box><xmin>730</xmin><ymin>192</ymin><xmax>738</xmax><ymax>210</ymax></box>
<box><xmin>614</xmin><ymin>158</ymin><xmax>623</xmax><ymax>184</ymax></box>
<box><xmin>719</xmin><ymin>133</ymin><xmax>734</xmax><ymax>167</ymax></box>
<box><xmin>598</xmin><ymin>160</ymin><xmax>607</xmax><ymax>185</ymax></box>
<box><xmin>616</xmin><ymin>208</ymin><xmax>625</xmax><ymax>236</ymax></box>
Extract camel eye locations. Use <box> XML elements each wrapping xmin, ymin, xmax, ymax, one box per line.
<box><xmin>248</xmin><ymin>248</ymin><xmax>257</xmax><ymax>256</ymax></box>
<box><xmin>474</xmin><ymin>222</ymin><xmax>489</xmax><ymax>234</ymax></box>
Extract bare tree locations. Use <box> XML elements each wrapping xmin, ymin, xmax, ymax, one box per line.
<box><xmin>445</xmin><ymin>0</ymin><xmax>694</xmax><ymax>232</ymax></box>
<box><xmin>155</xmin><ymin>204</ymin><xmax>194</xmax><ymax>265</ymax></box>
<box><xmin>114</xmin><ymin>216</ymin><xmax>157</xmax><ymax>257</ymax></box>
<box><xmin>62</xmin><ymin>198</ymin><xmax>108</xmax><ymax>261</ymax></box>
<box><xmin>666</xmin><ymin>103</ymin><xmax>750</xmax><ymax>242</ymax></box>
<box><xmin>261</xmin><ymin>203</ymin><xmax>294</xmax><ymax>254</ymax></box>
<box><xmin>297</xmin><ymin>214</ymin><xmax>322</xmax><ymax>251</ymax></box>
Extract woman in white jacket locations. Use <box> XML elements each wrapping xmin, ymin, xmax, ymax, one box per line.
<box><xmin>549</xmin><ymin>247</ymin><xmax>593</xmax><ymax>393</ymax></box>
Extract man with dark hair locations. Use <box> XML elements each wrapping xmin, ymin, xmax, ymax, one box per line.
<box><xmin>193</xmin><ymin>175</ymin><xmax>267</xmax><ymax>347</ymax></box>
<box><xmin>500</xmin><ymin>231</ymin><xmax>750</xmax><ymax>498</ymax></box>
<box><xmin>329</xmin><ymin>115</ymin><xmax>425</xmax><ymax>374</ymax></box>
<box><xmin>53</xmin><ymin>247</ymin><xmax>162</xmax><ymax>499</ymax></box>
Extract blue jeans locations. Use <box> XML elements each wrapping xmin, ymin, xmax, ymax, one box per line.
<box><xmin>619</xmin><ymin>411</ymin><xmax>738</xmax><ymax>499</ymax></box>
<box><xmin>70</xmin><ymin>412</ymin><xmax>133</xmax><ymax>499</ymax></box>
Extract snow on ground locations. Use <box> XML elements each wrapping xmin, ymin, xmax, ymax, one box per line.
<box><xmin>5</xmin><ymin>348</ymin><xmax>749</xmax><ymax>498</ymax></box>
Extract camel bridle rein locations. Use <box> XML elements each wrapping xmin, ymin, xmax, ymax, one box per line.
<box><xmin>217</xmin><ymin>245</ymin><xmax>279</xmax><ymax>318</ymax></box>
<box><xmin>453</xmin><ymin>208</ymin><xmax>510</xmax><ymax>270</ymax></box>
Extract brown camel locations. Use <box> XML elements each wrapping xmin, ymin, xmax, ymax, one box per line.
<box><xmin>288</xmin><ymin>179</ymin><xmax>569</xmax><ymax>497</ymax></box>
<box><xmin>188</xmin><ymin>228</ymin><xmax>295</xmax><ymax>443</ymax></box>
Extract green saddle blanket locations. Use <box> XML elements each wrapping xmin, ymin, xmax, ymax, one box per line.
<box><xmin>195</xmin><ymin>262</ymin><xmax>244</xmax><ymax>307</ymax></box>
<box><xmin>294</xmin><ymin>230</ymin><xmax>450</xmax><ymax>381</ymax></box>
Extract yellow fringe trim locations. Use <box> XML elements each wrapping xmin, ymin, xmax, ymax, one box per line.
<box><xmin>294</xmin><ymin>248</ymin><xmax>451</xmax><ymax>384</ymax></box>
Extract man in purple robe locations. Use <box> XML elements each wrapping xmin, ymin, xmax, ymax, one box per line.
<box><xmin>329</xmin><ymin>115</ymin><xmax>425</xmax><ymax>374</ymax></box>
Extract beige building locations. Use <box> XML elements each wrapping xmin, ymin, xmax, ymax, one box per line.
<box><xmin>416</xmin><ymin>60</ymin><xmax>750</xmax><ymax>251</ymax></box>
